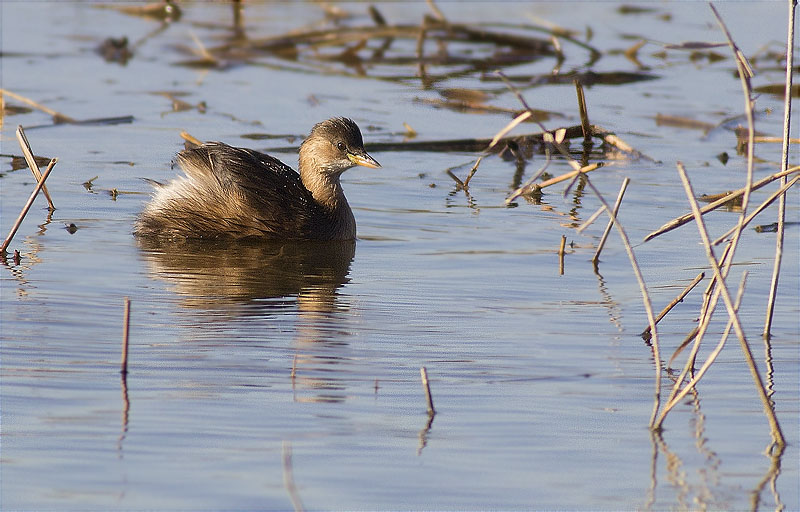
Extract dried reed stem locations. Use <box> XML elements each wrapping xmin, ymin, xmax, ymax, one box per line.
<box><xmin>121</xmin><ymin>297</ymin><xmax>131</xmax><ymax>375</ymax></box>
<box><xmin>641</xmin><ymin>272</ymin><xmax>705</xmax><ymax>338</ymax></box>
<box><xmin>592</xmin><ymin>177</ymin><xmax>630</xmax><ymax>264</ymax></box>
<box><xmin>420</xmin><ymin>366</ymin><xmax>435</xmax><ymax>416</ymax></box>
<box><xmin>16</xmin><ymin>126</ymin><xmax>55</xmax><ymax>210</ymax></box>
<box><xmin>582</xmin><ymin>176</ymin><xmax>662</xmax><ymax>428</ymax></box>
<box><xmin>664</xmin><ymin>162</ymin><xmax>784</xmax><ymax>445</ymax></box>
<box><xmin>558</xmin><ymin>235</ymin><xmax>566</xmax><ymax>276</ymax></box>
<box><xmin>0</xmin><ymin>158</ymin><xmax>57</xmax><ymax>254</ymax></box>
<box><xmin>764</xmin><ymin>0</ymin><xmax>796</xmax><ymax>338</ymax></box>
<box><xmin>642</xmin><ymin>167</ymin><xmax>799</xmax><ymax>242</ymax></box>
<box><xmin>710</xmin><ymin>4</ymin><xmax>756</xmax><ymax>262</ymax></box>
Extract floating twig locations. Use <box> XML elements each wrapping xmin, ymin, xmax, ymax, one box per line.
<box><xmin>16</xmin><ymin>126</ymin><xmax>55</xmax><ymax>210</ymax></box>
<box><xmin>592</xmin><ymin>177</ymin><xmax>630</xmax><ymax>265</ymax></box>
<box><xmin>121</xmin><ymin>297</ymin><xmax>131</xmax><ymax>375</ymax></box>
<box><xmin>420</xmin><ymin>366</ymin><xmax>435</xmax><ymax>416</ymax></box>
<box><xmin>641</xmin><ymin>272</ymin><xmax>705</xmax><ymax>338</ymax></box>
<box><xmin>0</xmin><ymin>158</ymin><xmax>57</xmax><ymax>254</ymax></box>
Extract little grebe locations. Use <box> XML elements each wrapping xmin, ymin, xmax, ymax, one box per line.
<box><xmin>134</xmin><ymin>117</ymin><xmax>380</xmax><ymax>240</ymax></box>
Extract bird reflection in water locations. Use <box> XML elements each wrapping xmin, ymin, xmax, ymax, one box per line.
<box><xmin>136</xmin><ymin>237</ymin><xmax>356</xmax><ymax>403</ymax></box>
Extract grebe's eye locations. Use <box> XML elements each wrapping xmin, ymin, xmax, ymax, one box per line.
<box><xmin>337</xmin><ymin>141</ymin><xmax>346</xmax><ymax>151</ymax></box>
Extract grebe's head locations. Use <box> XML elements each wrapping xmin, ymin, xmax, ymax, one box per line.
<box><xmin>299</xmin><ymin>117</ymin><xmax>380</xmax><ymax>178</ymax></box>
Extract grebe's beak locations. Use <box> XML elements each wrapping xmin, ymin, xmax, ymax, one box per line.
<box><xmin>348</xmin><ymin>150</ymin><xmax>381</xmax><ymax>169</ymax></box>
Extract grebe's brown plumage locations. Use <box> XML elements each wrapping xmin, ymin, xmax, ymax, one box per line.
<box><xmin>134</xmin><ymin>117</ymin><xmax>380</xmax><ymax>241</ymax></box>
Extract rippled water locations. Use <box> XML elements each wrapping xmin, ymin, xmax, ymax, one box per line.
<box><xmin>1</xmin><ymin>2</ymin><xmax>798</xmax><ymax>510</ymax></box>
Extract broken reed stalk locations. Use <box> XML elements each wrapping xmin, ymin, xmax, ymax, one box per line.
<box><xmin>0</xmin><ymin>158</ymin><xmax>57</xmax><ymax>254</ymax></box>
<box><xmin>641</xmin><ymin>272</ymin><xmax>705</xmax><ymax>338</ymax></box>
<box><xmin>642</xmin><ymin>167</ymin><xmax>799</xmax><ymax>242</ymax></box>
<box><xmin>713</xmin><ymin>175</ymin><xmax>800</xmax><ymax>245</ymax></box>
<box><xmin>121</xmin><ymin>297</ymin><xmax>131</xmax><ymax>375</ymax></box>
<box><xmin>665</xmin><ymin>162</ymin><xmax>784</xmax><ymax>445</ymax></box>
<box><xmin>16</xmin><ymin>126</ymin><xmax>55</xmax><ymax>210</ymax></box>
<box><xmin>655</xmin><ymin>271</ymin><xmax>749</xmax><ymax>427</ymax></box>
<box><xmin>420</xmin><ymin>366</ymin><xmax>435</xmax><ymax>416</ymax></box>
<box><xmin>592</xmin><ymin>177</ymin><xmax>630</xmax><ymax>265</ymax></box>
<box><xmin>764</xmin><ymin>0</ymin><xmax>796</xmax><ymax>338</ymax></box>
<box><xmin>582</xmin><ymin>176</ymin><xmax>662</xmax><ymax>428</ymax></box>
<box><xmin>558</xmin><ymin>235</ymin><xmax>566</xmax><ymax>275</ymax></box>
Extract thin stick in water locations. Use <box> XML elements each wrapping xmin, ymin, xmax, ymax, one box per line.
<box><xmin>592</xmin><ymin>177</ymin><xmax>630</xmax><ymax>265</ymax></box>
<box><xmin>558</xmin><ymin>235</ymin><xmax>566</xmax><ymax>276</ymax></box>
<box><xmin>121</xmin><ymin>297</ymin><xmax>131</xmax><ymax>375</ymax></box>
<box><xmin>764</xmin><ymin>0</ymin><xmax>796</xmax><ymax>338</ymax></box>
<box><xmin>16</xmin><ymin>125</ymin><xmax>55</xmax><ymax>210</ymax></box>
<box><xmin>641</xmin><ymin>272</ymin><xmax>704</xmax><ymax>338</ymax></box>
<box><xmin>0</xmin><ymin>158</ymin><xmax>57</xmax><ymax>254</ymax></box>
<box><xmin>420</xmin><ymin>366</ymin><xmax>435</xmax><ymax>416</ymax></box>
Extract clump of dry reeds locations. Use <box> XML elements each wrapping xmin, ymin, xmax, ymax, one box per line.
<box><xmin>475</xmin><ymin>4</ymin><xmax>796</xmax><ymax>449</ymax></box>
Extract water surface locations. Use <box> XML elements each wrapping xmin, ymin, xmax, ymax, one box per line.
<box><xmin>1</xmin><ymin>2</ymin><xmax>798</xmax><ymax>510</ymax></box>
